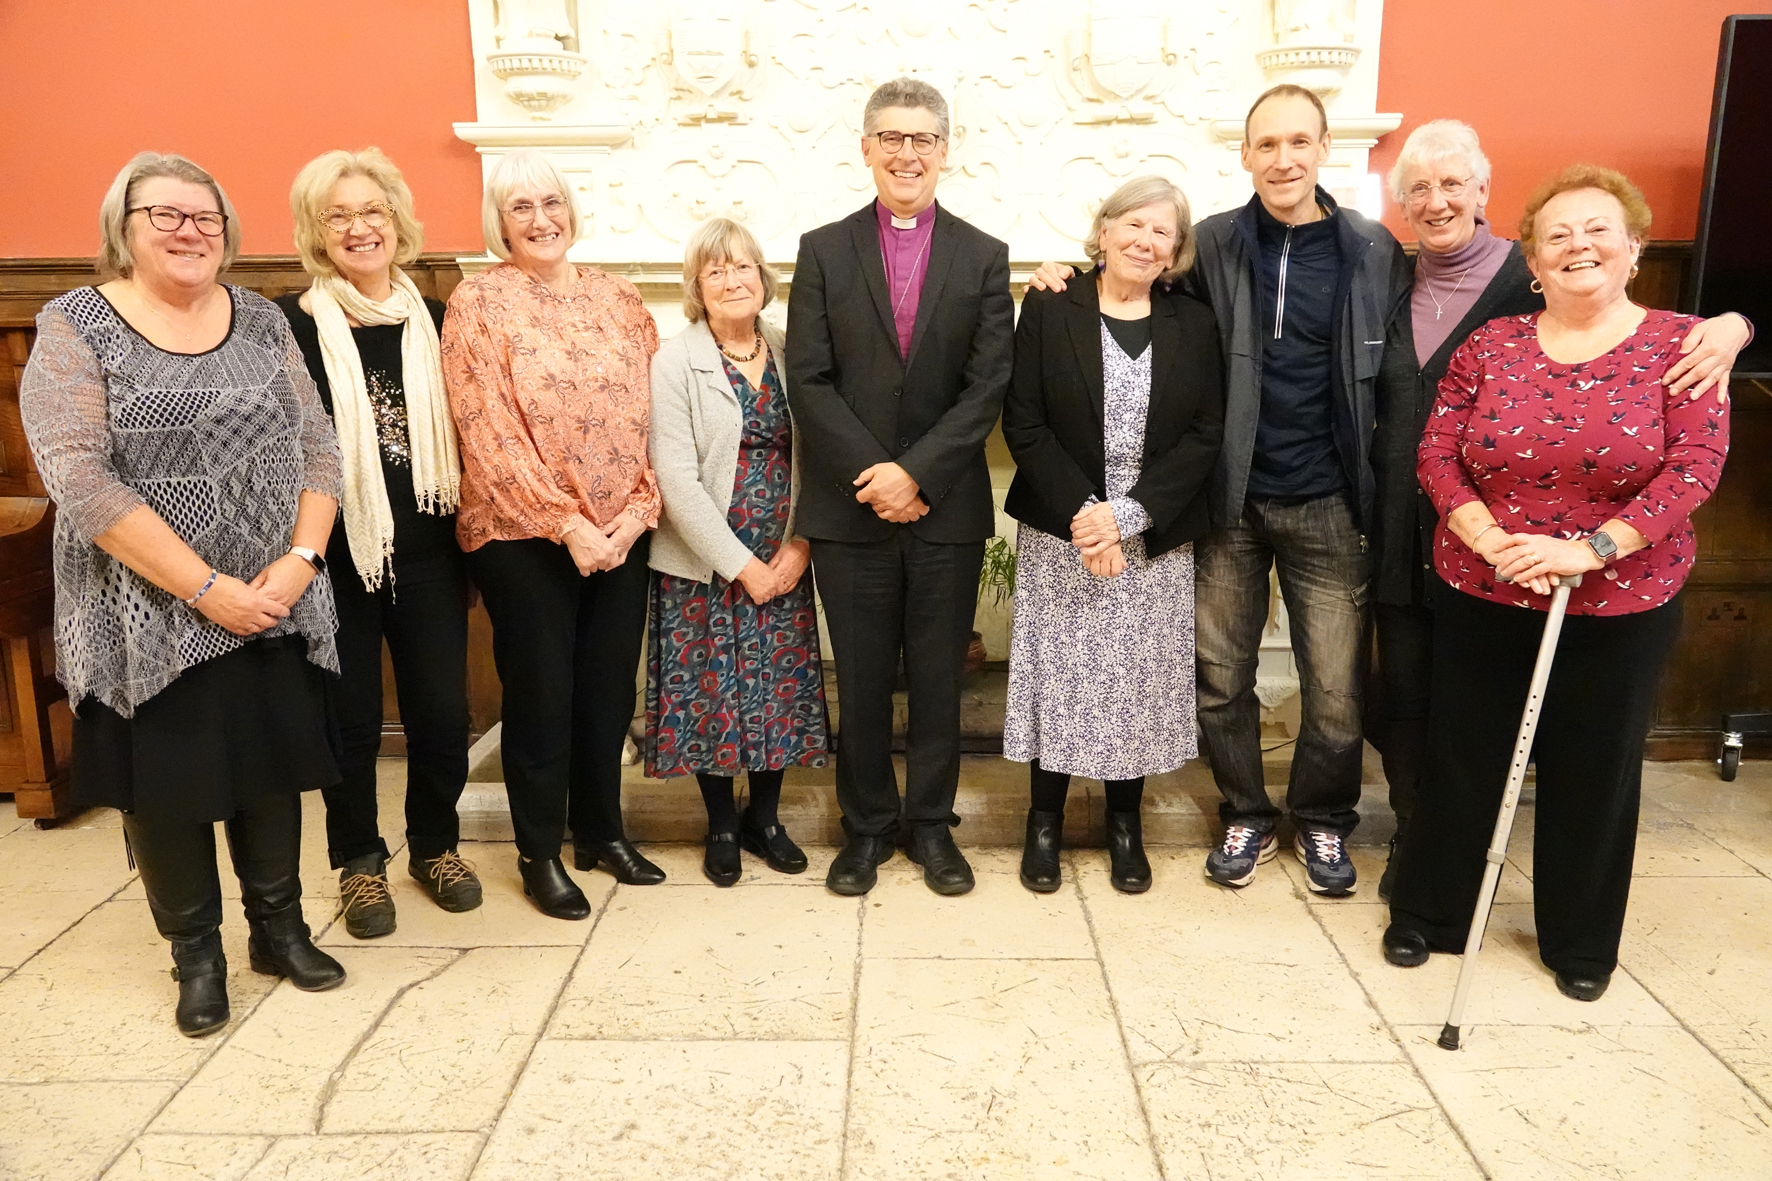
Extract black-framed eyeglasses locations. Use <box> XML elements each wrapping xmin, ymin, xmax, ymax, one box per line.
<box><xmin>871</xmin><ymin>130</ymin><xmax>944</xmax><ymax>156</ymax></box>
<box><xmin>319</xmin><ymin>203</ymin><xmax>393</xmax><ymax>234</ymax></box>
<box><xmin>129</xmin><ymin>205</ymin><xmax>227</xmax><ymax>236</ymax></box>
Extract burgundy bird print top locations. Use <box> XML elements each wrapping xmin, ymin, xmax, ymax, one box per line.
<box><xmin>1418</xmin><ymin>309</ymin><xmax>1730</xmax><ymax>616</ymax></box>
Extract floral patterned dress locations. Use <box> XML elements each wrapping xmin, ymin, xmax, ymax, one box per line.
<box><xmin>645</xmin><ymin>356</ymin><xmax>831</xmax><ymax>777</ymax></box>
<box><xmin>1002</xmin><ymin>320</ymin><xmax>1199</xmax><ymax>780</ymax></box>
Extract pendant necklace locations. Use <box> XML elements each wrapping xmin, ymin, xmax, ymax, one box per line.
<box><xmin>134</xmin><ymin>281</ymin><xmax>203</xmax><ymax>346</ymax></box>
<box><xmin>1428</xmin><ymin>266</ymin><xmax>1472</xmax><ymax>320</ymax></box>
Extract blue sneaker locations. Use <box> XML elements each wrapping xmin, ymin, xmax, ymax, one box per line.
<box><xmin>1294</xmin><ymin>829</ymin><xmax>1357</xmax><ymax>896</ymax></box>
<box><xmin>1204</xmin><ymin>825</ymin><xmax>1278</xmax><ymax>887</ymax></box>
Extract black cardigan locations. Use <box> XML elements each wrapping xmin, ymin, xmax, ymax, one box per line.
<box><xmin>1370</xmin><ymin>243</ymin><xmax>1543</xmax><ymax>606</ymax></box>
<box><xmin>1002</xmin><ymin>278</ymin><xmax>1225</xmax><ymax>558</ymax></box>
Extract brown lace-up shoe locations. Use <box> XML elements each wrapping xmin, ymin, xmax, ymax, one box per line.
<box><xmin>409</xmin><ymin>850</ymin><xmax>483</xmax><ymax>913</ymax></box>
<box><xmin>338</xmin><ymin>854</ymin><xmax>397</xmax><ymax>939</ymax></box>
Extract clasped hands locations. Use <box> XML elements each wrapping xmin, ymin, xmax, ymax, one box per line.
<box><xmin>854</xmin><ymin>462</ymin><xmax>926</xmax><ymax>523</ymax></box>
<box><xmin>195</xmin><ymin>552</ymin><xmax>317</xmax><ymax>637</ymax></box>
<box><xmin>736</xmin><ymin>538</ymin><xmax>811</xmax><ymax>605</ymax></box>
<box><xmin>561</xmin><ymin>512</ymin><xmax>649</xmax><ymax>576</ymax></box>
<box><xmin>1072</xmin><ymin>501</ymin><xmax>1126</xmax><ymax>578</ymax></box>
<box><xmin>1475</xmin><ymin>529</ymin><xmax>1602</xmax><ymax>597</ymax></box>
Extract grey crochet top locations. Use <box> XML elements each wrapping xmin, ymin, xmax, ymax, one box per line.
<box><xmin>20</xmin><ymin>286</ymin><xmax>343</xmax><ymax>716</ymax></box>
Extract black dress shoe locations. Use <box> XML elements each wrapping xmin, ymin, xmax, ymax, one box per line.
<box><xmin>575</xmin><ymin>838</ymin><xmax>667</xmax><ymax>885</ymax></box>
<box><xmin>247</xmin><ymin>908</ymin><xmax>346</xmax><ymax>991</ymax></box>
<box><xmin>1105</xmin><ymin>810</ymin><xmax>1152</xmax><ymax>894</ymax></box>
<box><xmin>169</xmin><ymin>933</ymin><xmax>229</xmax><ymax>1038</ymax></box>
<box><xmin>1020</xmin><ymin>809</ymin><xmax>1063</xmax><ymax>893</ymax></box>
<box><xmin>704</xmin><ymin>831</ymin><xmax>742</xmax><ymax>887</ymax></box>
<box><xmin>519</xmin><ymin>856</ymin><xmax>591</xmax><ymax>920</ymax></box>
<box><xmin>906</xmin><ymin>825</ymin><xmax>975</xmax><ymax>896</ymax></box>
<box><xmin>1554</xmin><ymin>969</ymin><xmax>1611</xmax><ymax>1002</ymax></box>
<box><xmin>1382</xmin><ymin>922</ymin><xmax>1430</xmax><ymax>967</ymax></box>
<box><xmin>826</xmin><ymin>835</ymin><xmax>896</xmax><ymax>896</ymax></box>
<box><xmin>741</xmin><ymin>808</ymin><xmax>808</xmax><ymax>874</ymax></box>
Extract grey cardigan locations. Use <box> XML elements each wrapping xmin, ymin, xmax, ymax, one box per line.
<box><xmin>648</xmin><ymin>318</ymin><xmax>801</xmax><ymax>582</ymax></box>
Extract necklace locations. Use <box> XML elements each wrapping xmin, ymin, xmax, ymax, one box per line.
<box><xmin>1427</xmin><ymin>266</ymin><xmax>1473</xmax><ymax>320</ymax></box>
<box><xmin>883</xmin><ymin>228</ymin><xmax>934</xmax><ymax>322</ymax></box>
<box><xmin>717</xmin><ymin>328</ymin><xmax>764</xmax><ymax>363</ymax></box>
<box><xmin>133</xmin><ymin>282</ymin><xmax>208</xmax><ymax>345</ymax></box>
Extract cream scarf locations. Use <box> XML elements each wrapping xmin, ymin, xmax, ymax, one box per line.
<box><xmin>306</xmin><ymin>268</ymin><xmax>460</xmax><ymax>590</ymax></box>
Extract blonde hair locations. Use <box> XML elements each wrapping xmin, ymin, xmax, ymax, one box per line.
<box><xmin>96</xmin><ymin>152</ymin><xmax>241</xmax><ymax>280</ymax></box>
<box><xmin>1083</xmin><ymin>175</ymin><xmax>1196</xmax><ymax>281</ymax></box>
<box><xmin>481</xmin><ymin>150</ymin><xmax>581</xmax><ymax>261</ymax></box>
<box><xmin>1388</xmin><ymin>119</ymin><xmax>1492</xmax><ymax>203</ymax></box>
<box><xmin>289</xmin><ymin>148</ymin><xmax>425</xmax><ymax>278</ymax></box>
<box><xmin>680</xmin><ymin>217</ymin><xmax>780</xmax><ymax>324</ymax></box>
<box><xmin>1518</xmin><ymin>164</ymin><xmax>1652</xmax><ymax>261</ymax></box>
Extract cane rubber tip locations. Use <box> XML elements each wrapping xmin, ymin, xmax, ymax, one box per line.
<box><xmin>1438</xmin><ymin>1024</ymin><xmax>1461</xmax><ymax>1051</ymax></box>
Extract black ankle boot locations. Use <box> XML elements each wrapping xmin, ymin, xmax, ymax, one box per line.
<box><xmin>1020</xmin><ymin>809</ymin><xmax>1063</xmax><ymax>893</ymax></box>
<box><xmin>1105</xmin><ymin>810</ymin><xmax>1152</xmax><ymax>893</ymax></box>
<box><xmin>519</xmin><ymin>856</ymin><xmax>591</xmax><ymax>919</ymax></box>
<box><xmin>574</xmin><ymin>838</ymin><xmax>667</xmax><ymax>885</ymax></box>
<box><xmin>247</xmin><ymin>906</ymin><xmax>345</xmax><ymax>991</ymax></box>
<box><xmin>169</xmin><ymin>932</ymin><xmax>230</xmax><ymax>1037</ymax></box>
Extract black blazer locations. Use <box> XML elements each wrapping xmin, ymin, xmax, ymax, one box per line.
<box><xmin>785</xmin><ymin>202</ymin><xmax>1014</xmax><ymax>543</ymax></box>
<box><xmin>1370</xmin><ymin>243</ymin><xmax>1541</xmax><ymax>605</ymax></box>
<box><xmin>1003</xmin><ymin>278</ymin><xmax>1225</xmax><ymax>558</ymax></box>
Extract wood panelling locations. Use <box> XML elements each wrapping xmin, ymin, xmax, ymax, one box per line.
<box><xmin>0</xmin><ymin>245</ymin><xmax>1763</xmax><ymax>764</ymax></box>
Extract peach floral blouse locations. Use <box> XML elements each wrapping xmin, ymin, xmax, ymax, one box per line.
<box><xmin>442</xmin><ymin>262</ymin><xmax>661</xmax><ymax>551</ymax></box>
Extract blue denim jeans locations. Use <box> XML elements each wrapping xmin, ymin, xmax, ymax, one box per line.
<box><xmin>1195</xmin><ymin>493</ymin><xmax>1369</xmax><ymax>837</ymax></box>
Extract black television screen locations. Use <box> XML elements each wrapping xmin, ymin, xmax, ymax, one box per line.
<box><xmin>1691</xmin><ymin>15</ymin><xmax>1772</xmax><ymax>377</ymax></box>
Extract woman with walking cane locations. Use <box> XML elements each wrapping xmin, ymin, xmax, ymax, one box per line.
<box><xmin>1381</xmin><ymin>165</ymin><xmax>1730</xmax><ymax>1003</ymax></box>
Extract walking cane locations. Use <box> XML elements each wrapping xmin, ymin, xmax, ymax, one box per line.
<box><xmin>1437</xmin><ymin>571</ymin><xmax>1581</xmax><ymax>1052</ymax></box>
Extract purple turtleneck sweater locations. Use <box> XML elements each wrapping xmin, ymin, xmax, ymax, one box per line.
<box><xmin>1411</xmin><ymin>213</ymin><xmax>1514</xmax><ymax>363</ymax></box>
<box><xmin>876</xmin><ymin>199</ymin><xmax>937</xmax><ymax>357</ymax></box>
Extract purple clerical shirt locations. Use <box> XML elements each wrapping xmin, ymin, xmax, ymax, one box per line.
<box><xmin>876</xmin><ymin>200</ymin><xmax>937</xmax><ymax>358</ymax></box>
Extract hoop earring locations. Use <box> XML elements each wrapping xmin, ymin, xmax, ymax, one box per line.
<box><xmin>1529</xmin><ymin>279</ymin><xmax>1543</xmax><ymax>294</ymax></box>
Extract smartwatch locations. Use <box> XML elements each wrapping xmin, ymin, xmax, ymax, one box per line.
<box><xmin>289</xmin><ymin>545</ymin><xmax>327</xmax><ymax>574</ymax></box>
<box><xmin>1585</xmin><ymin>530</ymin><xmax>1618</xmax><ymax>565</ymax></box>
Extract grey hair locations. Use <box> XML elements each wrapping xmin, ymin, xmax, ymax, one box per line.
<box><xmin>863</xmin><ymin>76</ymin><xmax>950</xmax><ymax>140</ymax></box>
<box><xmin>1388</xmin><ymin>119</ymin><xmax>1493</xmax><ymax>203</ymax></box>
<box><xmin>1083</xmin><ymin>175</ymin><xmax>1196</xmax><ymax>281</ymax></box>
<box><xmin>680</xmin><ymin>217</ymin><xmax>780</xmax><ymax>324</ymax></box>
<box><xmin>481</xmin><ymin>149</ymin><xmax>582</xmax><ymax>261</ymax></box>
<box><xmin>96</xmin><ymin>152</ymin><xmax>241</xmax><ymax>280</ymax></box>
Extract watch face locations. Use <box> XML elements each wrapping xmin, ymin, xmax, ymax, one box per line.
<box><xmin>1589</xmin><ymin>532</ymin><xmax>1618</xmax><ymax>559</ymax></box>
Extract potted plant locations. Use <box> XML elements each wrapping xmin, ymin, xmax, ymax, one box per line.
<box><xmin>967</xmin><ymin>534</ymin><xmax>1016</xmax><ymax>673</ymax></box>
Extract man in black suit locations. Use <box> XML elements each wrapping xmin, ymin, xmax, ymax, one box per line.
<box><xmin>786</xmin><ymin>77</ymin><xmax>1014</xmax><ymax>897</ymax></box>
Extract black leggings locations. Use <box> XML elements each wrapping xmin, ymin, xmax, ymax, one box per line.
<box><xmin>1028</xmin><ymin>761</ymin><xmax>1145</xmax><ymax>813</ymax></box>
<box><xmin>1389</xmin><ymin>582</ymin><xmax>1682</xmax><ymax>976</ymax></box>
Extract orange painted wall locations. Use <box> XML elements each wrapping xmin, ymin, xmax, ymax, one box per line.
<box><xmin>1370</xmin><ymin>0</ymin><xmax>1751</xmax><ymax>243</ymax></box>
<box><xmin>0</xmin><ymin>1</ymin><xmax>485</xmax><ymax>259</ymax></box>
<box><xmin>0</xmin><ymin>1</ymin><xmax>1749</xmax><ymax>258</ymax></box>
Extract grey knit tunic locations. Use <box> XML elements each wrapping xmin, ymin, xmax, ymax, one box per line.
<box><xmin>20</xmin><ymin>286</ymin><xmax>343</xmax><ymax>716</ymax></box>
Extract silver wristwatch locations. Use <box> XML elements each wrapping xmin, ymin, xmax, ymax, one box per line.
<box><xmin>1585</xmin><ymin>530</ymin><xmax>1618</xmax><ymax>565</ymax></box>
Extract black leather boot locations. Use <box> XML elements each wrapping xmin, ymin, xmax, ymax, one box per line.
<box><xmin>228</xmin><ymin>795</ymin><xmax>345</xmax><ymax>992</ymax></box>
<box><xmin>1019</xmin><ymin>809</ymin><xmax>1063</xmax><ymax>893</ymax></box>
<box><xmin>519</xmin><ymin>856</ymin><xmax>591</xmax><ymax>919</ymax></box>
<box><xmin>574</xmin><ymin>837</ymin><xmax>667</xmax><ymax>885</ymax></box>
<box><xmin>1105</xmin><ymin>811</ymin><xmax>1152</xmax><ymax>894</ymax></box>
<box><xmin>169</xmin><ymin>932</ymin><xmax>230</xmax><ymax>1038</ymax></box>
<box><xmin>1378</xmin><ymin>818</ymin><xmax>1408</xmax><ymax>904</ymax></box>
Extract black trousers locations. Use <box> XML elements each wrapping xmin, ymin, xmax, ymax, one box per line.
<box><xmin>467</xmin><ymin>534</ymin><xmax>650</xmax><ymax>860</ymax></box>
<box><xmin>122</xmin><ymin>791</ymin><xmax>305</xmax><ymax>944</ymax></box>
<box><xmin>1389</xmin><ymin>581</ymin><xmax>1683</xmax><ymax>976</ymax></box>
<box><xmin>1368</xmin><ymin>600</ymin><xmax>1434</xmax><ymax>829</ymax></box>
<box><xmin>811</xmin><ymin>532</ymin><xmax>984</xmax><ymax>839</ymax></box>
<box><xmin>323</xmin><ymin>542</ymin><xmax>471</xmax><ymax>868</ymax></box>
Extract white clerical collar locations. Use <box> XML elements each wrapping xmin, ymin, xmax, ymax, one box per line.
<box><xmin>890</xmin><ymin>214</ymin><xmax>919</xmax><ymax>230</ymax></box>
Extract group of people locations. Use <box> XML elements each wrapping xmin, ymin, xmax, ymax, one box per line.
<box><xmin>19</xmin><ymin>77</ymin><xmax>1743</xmax><ymax>1038</ymax></box>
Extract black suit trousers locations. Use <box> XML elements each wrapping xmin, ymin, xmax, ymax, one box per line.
<box><xmin>812</xmin><ymin>532</ymin><xmax>985</xmax><ymax>838</ymax></box>
<box><xmin>467</xmin><ymin>534</ymin><xmax>651</xmax><ymax>860</ymax></box>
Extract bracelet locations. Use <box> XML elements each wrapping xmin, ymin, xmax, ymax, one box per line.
<box><xmin>183</xmin><ymin>569</ymin><xmax>219</xmax><ymax>607</ymax></box>
<box><xmin>1471</xmin><ymin>522</ymin><xmax>1500</xmax><ymax>548</ymax></box>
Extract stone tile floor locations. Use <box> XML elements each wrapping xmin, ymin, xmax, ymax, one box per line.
<box><xmin>3</xmin><ymin>758</ymin><xmax>1772</xmax><ymax>1179</ymax></box>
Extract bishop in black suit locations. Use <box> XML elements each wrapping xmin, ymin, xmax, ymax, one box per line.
<box><xmin>785</xmin><ymin>77</ymin><xmax>1013</xmax><ymax>897</ymax></box>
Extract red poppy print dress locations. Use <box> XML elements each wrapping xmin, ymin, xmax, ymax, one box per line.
<box><xmin>1417</xmin><ymin>309</ymin><xmax>1730</xmax><ymax>616</ymax></box>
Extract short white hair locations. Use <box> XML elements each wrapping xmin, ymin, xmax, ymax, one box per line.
<box><xmin>96</xmin><ymin>152</ymin><xmax>241</xmax><ymax>280</ymax></box>
<box><xmin>1388</xmin><ymin>119</ymin><xmax>1493</xmax><ymax>203</ymax></box>
<box><xmin>480</xmin><ymin>150</ymin><xmax>582</xmax><ymax>260</ymax></box>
